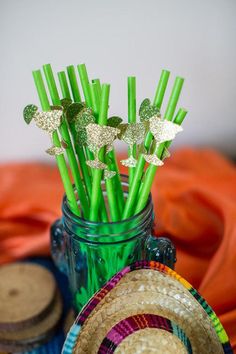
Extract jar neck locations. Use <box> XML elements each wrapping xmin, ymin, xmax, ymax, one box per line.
<box><xmin>62</xmin><ymin>175</ymin><xmax>153</xmax><ymax>244</ymax></box>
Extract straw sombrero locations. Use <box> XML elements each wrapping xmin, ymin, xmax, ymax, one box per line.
<box><xmin>63</xmin><ymin>261</ymin><xmax>232</xmax><ymax>354</ymax></box>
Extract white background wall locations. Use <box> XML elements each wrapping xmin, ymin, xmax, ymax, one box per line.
<box><xmin>0</xmin><ymin>0</ymin><xmax>235</xmax><ymax>161</ymax></box>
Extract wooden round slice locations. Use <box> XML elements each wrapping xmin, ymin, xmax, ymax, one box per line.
<box><xmin>0</xmin><ymin>290</ymin><xmax>62</xmax><ymax>352</ymax></box>
<box><xmin>0</xmin><ymin>263</ymin><xmax>56</xmax><ymax>331</ymax></box>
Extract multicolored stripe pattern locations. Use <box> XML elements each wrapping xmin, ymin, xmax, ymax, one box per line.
<box><xmin>98</xmin><ymin>313</ymin><xmax>192</xmax><ymax>353</ymax></box>
<box><xmin>63</xmin><ymin>260</ymin><xmax>233</xmax><ymax>354</ymax></box>
<box><xmin>62</xmin><ymin>323</ymin><xmax>81</xmax><ymax>354</ymax></box>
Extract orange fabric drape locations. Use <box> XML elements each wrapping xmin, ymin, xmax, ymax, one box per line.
<box><xmin>0</xmin><ymin>148</ymin><xmax>236</xmax><ymax>348</ymax></box>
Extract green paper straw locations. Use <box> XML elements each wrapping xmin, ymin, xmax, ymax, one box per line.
<box><xmin>164</xmin><ymin>77</ymin><xmax>184</xmax><ymax>119</ymax></box>
<box><xmin>89</xmin><ymin>84</ymin><xmax>110</xmax><ymax>221</ymax></box>
<box><xmin>135</xmin><ymin>107</ymin><xmax>187</xmax><ymax>214</ymax></box>
<box><xmin>32</xmin><ymin>70</ymin><xmax>80</xmax><ymax>216</ymax></box>
<box><xmin>90</xmin><ymin>82</ymin><xmax>100</xmax><ymax>120</ymax></box>
<box><xmin>165</xmin><ymin>108</ymin><xmax>187</xmax><ymax>149</ymax></box>
<box><xmin>70</xmin><ymin>124</ymin><xmax>92</xmax><ymax>199</ymax></box>
<box><xmin>107</xmin><ymin>148</ymin><xmax>125</xmax><ymax>215</ymax></box>
<box><xmin>77</xmin><ymin>64</ymin><xmax>92</xmax><ymax>107</ymax></box>
<box><xmin>42</xmin><ymin>64</ymin><xmax>89</xmax><ymax>218</ymax></box>
<box><xmin>91</xmin><ymin>81</ymin><xmax>125</xmax><ymax>215</ymax></box>
<box><xmin>91</xmin><ymin>82</ymin><xmax>120</xmax><ymax>221</ymax></box>
<box><xmin>66</xmin><ymin>65</ymin><xmax>82</xmax><ymax>102</ymax></box>
<box><xmin>58</xmin><ymin>71</ymin><xmax>71</xmax><ymax>99</ymax></box>
<box><xmin>77</xmin><ymin>64</ymin><xmax>108</xmax><ymax>222</ymax></box>
<box><xmin>128</xmin><ymin>76</ymin><xmax>136</xmax><ymax>185</ymax></box>
<box><xmin>153</xmin><ymin>70</ymin><xmax>170</xmax><ymax>108</ymax></box>
<box><xmin>143</xmin><ymin>70</ymin><xmax>170</xmax><ymax>151</ymax></box>
<box><xmin>92</xmin><ymin>79</ymin><xmax>102</xmax><ymax>99</ymax></box>
<box><xmin>107</xmin><ymin>149</ymin><xmax>125</xmax><ymax>214</ymax></box>
<box><xmin>122</xmin><ymin>70</ymin><xmax>170</xmax><ymax>220</ymax></box>
<box><xmin>66</xmin><ymin>65</ymin><xmax>92</xmax><ymax>201</ymax></box>
<box><xmin>77</xmin><ymin>64</ymin><xmax>94</xmax><ymax>163</ymax></box>
<box><xmin>95</xmin><ymin>77</ymin><xmax>124</xmax><ymax>211</ymax></box>
<box><xmin>137</xmin><ymin>75</ymin><xmax>184</xmax><ymax>198</ymax></box>
<box><xmin>105</xmin><ymin>152</ymin><xmax>122</xmax><ymax>221</ymax></box>
<box><xmin>57</xmin><ymin>70</ymin><xmax>91</xmax><ymax>214</ymax></box>
<box><xmin>134</xmin><ymin>77</ymin><xmax>185</xmax><ymax>214</ymax></box>
<box><xmin>133</xmin><ymin>76</ymin><xmax>184</xmax><ymax>217</ymax></box>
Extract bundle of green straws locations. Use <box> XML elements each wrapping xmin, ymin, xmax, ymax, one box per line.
<box><xmin>23</xmin><ymin>64</ymin><xmax>187</xmax><ymax>222</ymax></box>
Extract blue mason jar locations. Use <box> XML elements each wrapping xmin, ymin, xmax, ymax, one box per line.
<box><xmin>51</xmin><ymin>175</ymin><xmax>176</xmax><ymax>313</ymax></box>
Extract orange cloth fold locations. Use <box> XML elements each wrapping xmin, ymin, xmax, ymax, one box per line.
<box><xmin>0</xmin><ymin>148</ymin><xmax>236</xmax><ymax>348</ymax></box>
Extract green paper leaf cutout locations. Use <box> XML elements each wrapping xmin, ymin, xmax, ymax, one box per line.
<box><xmin>60</xmin><ymin>98</ymin><xmax>72</xmax><ymax>111</ymax></box>
<box><xmin>117</xmin><ymin>123</ymin><xmax>128</xmax><ymax>140</ymax></box>
<box><xmin>74</xmin><ymin>108</ymin><xmax>95</xmax><ymax>132</ymax></box>
<box><xmin>23</xmin><ymin>104</ymin><xmax>38</xmax><ymax>124</ymax></box>
<box><xmin>139</xmin><ymin>98</ymin><xmax>160</xmax><ymax>121</ymax></box>
<box><xmin>140</xmin><ymin>98</ymin><xmax>151</xmax><ymax>109</ymax></box>
<box><xmin>66</xmin><ymin>102</ymin><xmax>86</xmax><ymax>123</ymax></box>
<box><xmin>107</xmin><ymin>116</ymin><xmax>123</xmax><ymax>128</ymax></box>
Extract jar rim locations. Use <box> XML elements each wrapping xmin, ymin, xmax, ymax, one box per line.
<box><xmin>62</xmin><ymin>174</ymin><xmax>153</xmax><ymax>226</ymax></box>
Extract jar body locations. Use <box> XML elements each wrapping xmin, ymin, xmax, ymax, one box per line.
<box><xmin>64</xmin><ymin>219</ymin><xmax>151</xmax><ymax>312</ymax></box>
<box><xmin>51</xmin><ymin>175</ymin><xmax>176</xmax><ymax>313</ymax></box>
